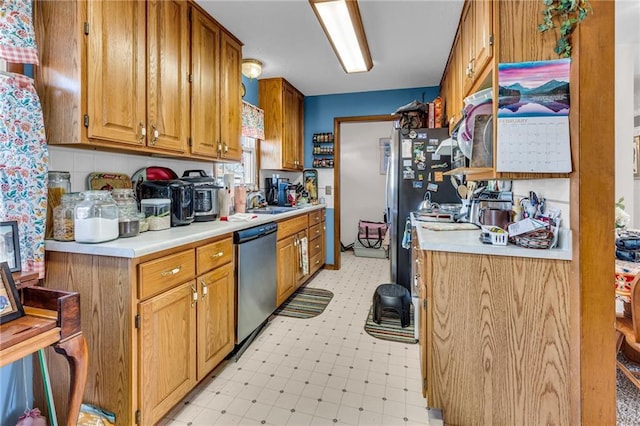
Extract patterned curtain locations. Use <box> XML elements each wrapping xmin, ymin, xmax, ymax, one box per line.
<box><xmin>241</xmin><ymin>101</ymin><xmax>264</xmax><ymax>140</ymax></box>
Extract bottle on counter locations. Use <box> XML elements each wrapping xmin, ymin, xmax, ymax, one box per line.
<box><xmin>52</xmin><ymin>192</ymin><xmax>83</xmax><ymax>242</ymax></box>
<box><xmin>46</xmin><ymin>171</ymin><xmax>71</xmax><ymax>239</ymax></box>
<box><xmin>74</xmin><ymin>190</ymin><xmax>119</xmax><ymax>243</ymax></box>
<box><xmin>111</xmin><ymin>188</ymin><xmax>140</xmax><ymax>238</ymax></box>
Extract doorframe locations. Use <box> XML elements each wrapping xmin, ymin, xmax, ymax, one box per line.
<box><xmin>331</xmin><ymin>114</ymin><xmax>398</xmax><ymax>270</ymax></box>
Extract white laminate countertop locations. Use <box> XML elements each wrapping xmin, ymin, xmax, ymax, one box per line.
<box><xmin>45</xmin><ymin>204</ymin><xmax>326</xmax><ymax>259</ymax></box>
<box><xmin>411</xmin><ymin>215</ymin><xmax>573</xmax><ymax>261</ymax></box>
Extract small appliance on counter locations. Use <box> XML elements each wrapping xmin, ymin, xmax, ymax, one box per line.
<box><xmin>180</xmin><ymin>170</ymin><xmax>222</xmax><ymax>221</ymax></box>
<box><xmin>137</xmin><ymin>180</ymin><xmax>195</xmax><ymax>226</ymax></box>
<box><xmin>277</xmin><ymin>180</ymin><xmax>292</xmax><ymax>206</ymax></box>
<box><xmin>468</xmin><ymin>189</ymin><xmax>513</xmax><ymax>228</ymax></box>
<box><xmin>265</xmin><ymin>176</ymin><xmax>288</xmax><ymax>205</ymax></box>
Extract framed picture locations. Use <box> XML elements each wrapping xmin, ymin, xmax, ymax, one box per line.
<box><xmin>379</xmin><ymin>137</ymin><xmax>391</xmax><ymax>174</ymax></box>
<box><xmin>0</xmin><ymin>261</ymin><xmax>24</xmax><ymax>324</ymax></box>
<box><xmin>0</xmin><ymin>221</ymin><xmax>20</xmax><ymax>273</ymax></box>
<box><xmin>634</xmin><ymin>135</ymin><xmax>639</xmax><ymax>179</ymax></box>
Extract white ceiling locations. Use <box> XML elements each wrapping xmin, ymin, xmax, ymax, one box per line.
<box><xmin>197</xmin><ymin>0</ymin><xmax>464</xmax><ymax>96</ymax></box>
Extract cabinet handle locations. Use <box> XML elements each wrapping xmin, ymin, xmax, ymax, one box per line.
<box><xmin>210</xmin><ymin>251</ymin><xmax>224</xmax><ymax>259</ymax></box>
<box><xmin>161</xmin><ymin>265</ymin><xmax>182</xmax><ymax>277</ymax></box>
<box><xmin>223</xmin><ymin>142</ymin><xmax>229</xmax><ymax>153</ymax></box>
<box><xmin>315</xmin><ymin>260</ymin><xmax>320</xmax><ymax>265</ymax></box>
<box><xmin>315</xmin><ymin>229</ymin><xmax>320</xmax><ymax>235</ymax></box>
<box><xmin>138</xmin><ymin>121</ymin><xmax>146</xmax><ymax>144</ymax></box>
<box><xmin>315</xmin><ymin>244</ymin><xmax>320</xmax><ymax>249</ymax></box>
<box><xmin>201</xmin><ymin>278</ymin><xmax>208</xmax><ymax>299</ymax></box>
<box><xmin>217</xmin><ymin>141</ymin><xmax>222</xmax><ymax>154</ymax></box>
<box><xmin>151</xmin><ymin>124</ymin><xmax>159</xmax><ymax>145</ymax></box>
<box><xmin>191</xmin><ymin>284</ymin><xmax>198</xmax><ymax>306</ymax></box>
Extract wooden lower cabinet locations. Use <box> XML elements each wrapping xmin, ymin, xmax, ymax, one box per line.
<box><xmin>276</xmin><ymin>234</ymin><xmax>298</xmax><ymax>306</ymax></box>
<box><xmin>196</xmin><ymin>262</ymin><xmax>235</xmax><ymax>379</ymax></box>
<box><xmin>139</xmin><ymin>281</ymin><xmax>197</xmax><ymax>425</ymax></box>
<box><xmin>42</xmin><ymin>235</ymin><xmax>236</xmax><ymax>426</ymax></box>
<box><xmin>417</xmin><ymin>249</ymin><xmax>571</xmax><ymax>425</ymax></box>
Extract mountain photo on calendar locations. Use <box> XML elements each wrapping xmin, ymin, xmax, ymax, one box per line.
<box><xmin>497</xmin><ymin>58</ymin><xmax>570</xmax><ymax>117</ymax></box>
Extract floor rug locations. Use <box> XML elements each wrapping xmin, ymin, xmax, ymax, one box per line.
<box><xmin>274</xmin><ymin>287</ymin><xmax>333</xmax><ymax>319</ymax></box>
<box><xmin>617</xmin><ymin>353</ymin><xmax>640</xmax><ymax>425</ymax></box>
<box><xmin>364</xmin><ymin>304</ymin><xmax>417</xmax><ymax>344</ymax></box>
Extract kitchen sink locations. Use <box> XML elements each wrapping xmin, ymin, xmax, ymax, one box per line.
<box><xmin>246</xmin><ymin>206</ymin><xmax>301</xmax><ymax>215</ymax></box>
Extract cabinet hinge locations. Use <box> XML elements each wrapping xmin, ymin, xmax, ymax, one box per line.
<box><xmin>188</xmin><ymin>8</ymin><xmax>192</xmax><ymax>21</ymax></box>
<box><xmin>188</xmin><ymin>73</ymin><xmax>193</xmax><ymax>83</ymax></box>
<box><xmin>135</xmin><ymin>410</ymin><xmax>141</xmax><ymax>425</ymax></box>
<box><xmin>489</xmin><ymin>34</ymin><xmax>494</xmax><ymax>46</ymax></box>
<box><xmin>423</xmin><ymin>378</ymin><xmax>428</xmax><ymax>389</ymax></box>
<box><xmin>84</xmin><ymin>22</ymin><xmax>89</xmax><ymax>35</ymax></box>
<box><xmin>188</xmin><ymin>137</ymin><xmax>192</xmax><ymax>147</ymax></box>
<box><xmin>83</xmin><ymin>114</ymin><xmax>89</xmax><ymax>128</ymax></box>
<box><xmin>135</xmin><ymin>314</ymin><xmax>140</xmax><ymax>329</ymax></box>
<box><xmin>423</xmin><ymin>299</ymin><xmax>427</xmax><ymax>309</ymax></box>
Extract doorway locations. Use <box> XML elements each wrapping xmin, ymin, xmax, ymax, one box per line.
<box><xmin>332</xmin><ymin>115</ymin><xmax>396</xmax><ymax>269</ymax></box>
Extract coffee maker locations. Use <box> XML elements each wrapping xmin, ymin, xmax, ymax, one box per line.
<box><xmin>265</xmin><ymin>176</ymin><xmax>289</xmax><ymax>205</ymax></box>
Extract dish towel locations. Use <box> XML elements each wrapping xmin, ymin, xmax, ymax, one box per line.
<box><xmin>401</xmin><ymin>217</ymin><xmax>412</xmax><ymax>249</ymax></box>
<box><xmin>299</xmin><ymin>236</ymin><xmax>309</xmax><ymax>275</ymax></box>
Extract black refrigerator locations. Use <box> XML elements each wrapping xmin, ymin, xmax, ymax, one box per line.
<box><xmin>386</xmin><ymin>127</ymin><xmax>459</xmax><ymax>292</ymax></box>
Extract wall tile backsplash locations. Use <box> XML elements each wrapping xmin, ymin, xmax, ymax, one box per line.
<box><xmin>48</xmin><ymin>146</ymin><xmax>215</xmax><ymax>193</ymax></box>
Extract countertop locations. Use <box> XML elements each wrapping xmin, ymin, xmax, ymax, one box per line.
<box><xmin>45</xmin><ymin>204</ymin><xmax>326</xmax><ymax>259</ymax></box>
<box><xmin>412</xmin><ymin>215</ymin><xmax>573</xmax><ymax>261</ymax></box>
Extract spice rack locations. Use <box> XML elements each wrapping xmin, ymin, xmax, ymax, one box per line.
<box><xmin>312</xmin><ymin>132</ymin><xmax>334</xmax><ymax>168</ymax></box>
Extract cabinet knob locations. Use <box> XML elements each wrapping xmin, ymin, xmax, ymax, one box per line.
<box><xmin>138</xmin><ymin>121</ymin><xmax>146</xmax><ymax>144</ymax></box>
<box><xmin>151</xmin><ymin>124</ymin><xmax>159</xmax><ymax>145</ymax></box>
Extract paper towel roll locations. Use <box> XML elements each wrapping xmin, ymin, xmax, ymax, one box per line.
<box><xmin>224</xmin><ymin>174</ymin><xmax>235</xmax><ymax>215</ymax></box>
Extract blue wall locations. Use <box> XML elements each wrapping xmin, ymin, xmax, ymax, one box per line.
<box><xmin>303</xmin><ymin>86</ymin><xmax>441</xmax><ymax>264</ymax></box>
<box><xmin>242</xmin><ymin>75</ymin><xmax>259</xmax><ymax>107</ymax></box>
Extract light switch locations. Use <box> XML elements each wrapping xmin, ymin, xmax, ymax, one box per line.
<box><xmin>326</xmin><ymin>186</ymin><xmax>331</xmax><ymax>195</ymax></box>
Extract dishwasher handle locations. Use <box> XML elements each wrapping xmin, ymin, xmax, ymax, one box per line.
<box><xmin>234</xmin><ymin>222</ymin><xmax>278</xmax><ymax>244</ymax></box>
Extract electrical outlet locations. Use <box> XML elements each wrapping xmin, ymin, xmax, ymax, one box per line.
<box><xmin>326</xmin><ymin>186</ymin><xmax>331</xmax><ymax>195</ymax></box>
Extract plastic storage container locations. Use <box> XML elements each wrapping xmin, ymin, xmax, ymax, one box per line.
<box><xmin>52</xmin><ymin>192</ymin><xmax>83</xmax><ymax>241</ymax></box>
<box><xmin>141</xmin><ymin>199</ymin><xmax>171</xmax><ymax>231</ymax></box>
<box><xmin>111</xmin><ymin>188</ymin><xmax>140</xmax><ymax>238</ymax></box>
<box><xmin>47</xmin><ymin>171</ymin><xmax>71</xmax><ymax>239</ymax></box>
<box><xmin>74</xmin><ymin>190</ymin><xmax>119</xmax><ymax>243</ymax></box>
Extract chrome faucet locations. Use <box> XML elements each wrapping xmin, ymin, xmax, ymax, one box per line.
<box><xmin>246</xmin><ymin>191</ymin><xmax>266</xmax><ymax>210</ymax></box>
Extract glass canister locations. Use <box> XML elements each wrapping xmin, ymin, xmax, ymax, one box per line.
<box><xmin>46</xmin><ymin>171</ymin><xmax>71</xmax><ymax>239</ymax></box>
<box><xmin>52</xmin><ymin>192</ymin><xmax>83</xmax><ymax>241</ymax></box>
<box><xmin>74</xmin><ymin>190</ymin><xmax>119</xmax><ymax>243</ymax></box>
<box><xmin>111</xmin><ymin>188</ymin><xmax>140</xmax><ymax>238</ymax></box>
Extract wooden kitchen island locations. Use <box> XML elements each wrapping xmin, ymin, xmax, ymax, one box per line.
<box><xmin>412</xmin><ymin>224</ymin><xmax>573</xmax><ymax>424</ymax></box>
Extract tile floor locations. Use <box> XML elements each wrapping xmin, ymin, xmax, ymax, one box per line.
<box><xmin>159</xmin><ymin>252</ymin><xmax>434</xmax><ymax>426</ymax></box>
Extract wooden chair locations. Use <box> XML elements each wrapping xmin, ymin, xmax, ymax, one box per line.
<box><xmin>615</xmin><ymin>272</ymin><xmax>640</xmax><ymax>389</ymax></box>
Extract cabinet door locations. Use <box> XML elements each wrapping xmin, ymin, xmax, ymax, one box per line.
<box><xmin>473</xmin><ymin>0</ymin><xmax>493</xmax><ymax>81</ymax></box>
<box><xmin>86</xmin><ymin>0</ymin><xmax>146</xmax><ymax>145</ymax></box>
<box><xmin>219</xmin><ymin>32</ymin><xmax>243</xmax><ymax>161</ymax></box>
<box><xmin>197</xmin><ymin>263</ymin><xmax>235</xmax><ymax>379</ymax></box>
<box><xmin>190</xmin><ymin>7</ymin><xmax>220</xmax><ymax>158</ymax></box>
<box><xmin>293</xmin><ymin>89</ymin><xmax>305</xmax><ymax>169</ymax></box>
<box><xmin>147</xmin><ymin>0</ymin><xmax>189</xmax><ymax>153</ymax></box>
<box><xmin>139</xmin><ymin>281</ymin><xmax>197</xmax><ymax>425</ymax></box>
<box><xmin>282</xmin><ymin>84</ymin><xmax>299</xmax><ymax>170</ymax></box>
<box><xmin>461</xmin><ymin>1</ymin><xmax>475</xmax><ymax>95</ymax></box>
<box><xmin>277</xmin><ymin>235</ymin><xmax>297</xmax><ymax>306</ymax></box>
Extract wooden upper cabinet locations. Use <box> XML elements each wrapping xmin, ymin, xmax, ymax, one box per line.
<box><xmin>147</xmin><ymin>0</ymin><xmax>190</xmax><ymax>153</ymax></box>
<box><xmin>461</xmin><ymin>0</ymin><xmax>493</xmax><ymax>96</ymax></box>
<box><xmin>85</xmin><ymin>0</ymin><xmax>146</xmax><ymax>146</ymax></box>
<box><xmin>190</xmin><ymin>7</ymin><xmax>221</xmax><ymax>158</ymax></box>
<box><xmin>190</xmin><ymin>6</ymin><xmax>242</xmax><ymax>162</ymax></box>
<box><xmin>260</xmin><ymin>78</ymin><xmax>305</xmax><ymax>171</ymax></box>
<box><xmin>219</xmin><ymin>32</ymin><xmax>243</xmax><ymax>161</ymax></box>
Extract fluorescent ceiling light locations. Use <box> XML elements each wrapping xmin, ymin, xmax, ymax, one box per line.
<box><xmin>309</xmin><ymin>0</ymin><xmax>373</xmax><ymax>74</ymax></box>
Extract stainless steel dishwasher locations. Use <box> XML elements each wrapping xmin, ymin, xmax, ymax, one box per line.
<box><xmin>233</xmin><ymin>221</ymin><xmax>278</xmax><ymax>358</ymax></box>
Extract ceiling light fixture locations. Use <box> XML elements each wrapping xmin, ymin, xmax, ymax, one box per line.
<box><xmin>309</xmin><ymin>0</ymin><xmax>373</xmax><ymax>74</ymax></box>
<box><xmin>242</xmin><ymin>59</ymin><xmax>263</xmax><ymax>79</ymax></box>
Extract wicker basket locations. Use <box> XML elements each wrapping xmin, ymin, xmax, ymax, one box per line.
<box><xmin>510</xmin><ymin>229</ymin><xmax>554</xmax><ymax>249</ymax></box>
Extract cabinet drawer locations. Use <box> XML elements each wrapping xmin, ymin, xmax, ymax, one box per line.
<box><xmin>309</xmin><ymin>237</ymin><xmax>323</xmax><ymax>258</ymax></box>
<box><xmin>309</xmin><ymin>252</ymin><xmax>323</xmax><ymax>272</ymax></box>
<box><xmin>277</xmin><ymin>214</ymin><xmax>308</xmax><ymax>240</ymax></box>
<box><xmin>197</xmin><ymin>237</ymin><xmax>233</xmax><ymax>275</ymax></box>
<box><xmin>308</xmin><ymin>210</ymin><xmax>322</xmax><ymax>226</ymax></box>
<box><xmin>139</xmin><ymin>249</ymin><xmax>196</xmax><ymax>300</ymax></box>
<box><xmin>309</xmin><ymin>223</ymin><xmax>323</xmax><ymax>241</ymax></box>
